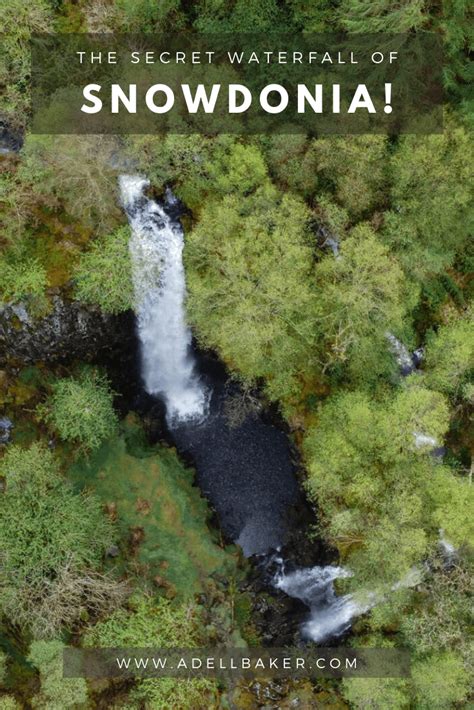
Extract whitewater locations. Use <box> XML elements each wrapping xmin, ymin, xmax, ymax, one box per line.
<box><xmin>119</xmin><ymin>175</ymin><xmax>208</xmax><ymax>426</ymax></box>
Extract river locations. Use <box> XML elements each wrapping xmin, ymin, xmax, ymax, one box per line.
<box><xmin>119</xmin><ymin>175</ymin><xmax>368</xmax><ymax>644</ymax></box>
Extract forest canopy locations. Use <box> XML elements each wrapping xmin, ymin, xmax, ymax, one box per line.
<box><xmin>0</xmin><ymin>0</ymin><xmax>472</xmax><ymax>708</ymax></box>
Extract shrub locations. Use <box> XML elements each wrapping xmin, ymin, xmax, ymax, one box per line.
<box><xmin>28</xmin><ymin>641</ymin><xmax>88</xmax><ymax>708</ymax></box>
<box><xmin>45</xmin><ymin>371</ymin><xmax>118</xmax><ymax>451</ymax></box>
<box><xmin>73</xmin><ymin>226</ymin><xmax>134</xmax><ymax>314</ymax></box>
<box><xmin>0</xmin><ymin>443</ymin><xmax>121</xmax><ymax>637</ymax></box>
<box><xmin>85</xmin><ymin>594</ymin><xmax>217</xmax><ymax>709</ymax></box>
<box><xmin>0</xmin><ymin>258</ymin><xmax>48</xmax><ymax>306</ymax></box>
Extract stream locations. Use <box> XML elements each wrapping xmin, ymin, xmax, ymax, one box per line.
<box><xmin>119</xmin><ymin>175</ymin><xmax>367</xmax><ymax>644</ymax></box>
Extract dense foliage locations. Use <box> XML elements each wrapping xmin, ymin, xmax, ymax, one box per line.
<box><xmin>0</xmin><ymin>0</ymin><xmax>473</xmax><ymax>707</ymax></box>
<box><xmin>44</xmin><ymin>370</ymin><xmax>118</xmax><ymax>451</ymax></box>
<box><xmin>0</xmin><ymin>444</ymin><xmax>120</xmax><ymax>638</ymax></box>
<box><xmin>85</xmin><ymin>594</ymin><xmax>217</xmax><ymax>709</ymax></box>
<box><xmin>73</xmin><ymin>225</ymin><xmax>134</xmax><ymax>314</ymax></box>
<box><xmin>28</xmin><ymin>641</ymin><xmax>88</xmax><ymax>709</ymax></box>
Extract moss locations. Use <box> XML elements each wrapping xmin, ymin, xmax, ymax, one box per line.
<box><xmin>68</xmin><ymin>418</ymin><xmax>241</xmax><ymax>597</ymax></box>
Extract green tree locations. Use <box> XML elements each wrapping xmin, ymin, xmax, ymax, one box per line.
<box><xmin>384</xmin><ymin>120</ymin><xmax>474</xmax><ymax>279</ymax></box>
<box><xmin>429</xmin><ymin>468</ymin><xmax>474</xmax><ymax>548</ymax></box>
<box><xmin>263</xmin><ymin>133</ymin><xmax>319</xmax><ymax>198</ymax></box>
<box><xmin>342</xmin><ymin>676</ymin><xmax>410</xmax><ymax>709</ymax></box>
<box><xmin>400</xmin><ymin>554</ymin><xmax>473</xmax><ymax>658</ymax></box>
<box><xmin>304</xmin><ymin>384</ymin><xmax>453</xmax><ymax>586</ymax></box>
<box><xmin>438</xmin><ymin>0</ymin><xmax>474</xmax><ymax>111</ymax></box>
<box><xmin>313</xmin><ymin>224</ymin><xmax>409</xmax><ymax>384</ymax></box>
<box><xmin>186</xmin><ymin>184</ymin><xmax>316</xmax><ymax>409</ymax></box>
<box><xmin>108</xmin><ymin>0</ymin><xmax>184</xmax><ymax>32</ymax></box>
<box><xmin>311</xmin><ymin>135</ymin><xmax>388</xmax><ymax>218</ymax></box>
<box><xmin>45</xmin><ymin>371</ymin><xmax>118</xmax><ymax>451</ymax></box>
<box><xmin>285</xmin><ymin>0</ymin><xmax>338</xmax><ymax>31</ymax></box>
<box><xmin>411</xmin><ymin>652</ymin><xmax>470</xmax><ymax>709</ymax></box>
<box><xmin>124</xmin><ymin>134</ymin><xmax>236</xmax><ymax>212</ymax></box>
<box><xmin>0</xmin><ymin>443</ymin><xmax>119</xmax><ymax>637</ymax></box>
<box><xmin>73</xmin><ymin>226</ymin><xmax>134</xmax><ymax>314</ymax></box>
<box><xmin>85</xmin><ymin>594</ymin><xmax>217</xmax><ymax>709</ymax></box>
<box><xmin>0</xmin><ymin>257</ymin><xmax>48</xmax><ymax>307</ymax></box>
<box><xmin>194</xmin><ymin>0</ymin><xmax>283</xmax><ymax>32</ymax></box>
<box><xmin>340</xmin><ymin>0</ymin><xmax>426</xmax><ymax>32</ymax></box>
<box><xmin>206</xmin><ymin>142</ymin><xmax>268</xmax><ymax>196</ymax></box>
<box><xmin>28</xmin><ymin>641</ymin><xmax>88</xmax><ymax>709</ymax></box>
<box><xmin>423</xmin><ymin>308</ymin><xmax>474</xmax><ymax>397</ymax></box>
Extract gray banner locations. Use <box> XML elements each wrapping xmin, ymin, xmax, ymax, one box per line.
<box><xmin>63</xmin><ymin>647</ymin><xmax>411</xmax><ymax>679</ymax></box>
<box><xmin>31</xmin><ymin>33</ymin><xmax>443</xmax><ymax>134</ymax></box>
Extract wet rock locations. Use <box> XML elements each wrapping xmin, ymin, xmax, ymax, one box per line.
<box><xmin>250</xmin><ymin>680</ymin><xmax>289</xmax><ymax>703</ymax></box>
<box><xmin>0</xmin><ymin>122</ymin><xmax>23</xmax><ymax>154</ymax></box>
<box><xmin>0</xmin><ymin>417</ymin><xmax>13</xmax><ymax>444</ymax></box>
<box><xmin>0</xmin><ymin>296</ymin><xmax>134</xmax><ymax>366</ymax></box>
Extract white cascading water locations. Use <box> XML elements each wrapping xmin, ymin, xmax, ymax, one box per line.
<box><xmin>274</xmin><ymin>559</ymin><xmax>423</xmax><ymax>643</ymax></box>
<box><xmin>274</xmin><ymin>562</ymin><xmax>374</xmax><ymax>643</ymax></box>
<box><xmin>385</xmin><ymin>331</ymin><xmax>415</xmax><ymax>374</ymax></box>
<box><xmin>119</xmin><ymin>175</ymin><xmax>208</xmax><ymax>426</ymax></box>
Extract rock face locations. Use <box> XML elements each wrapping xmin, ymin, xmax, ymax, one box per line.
<box><xmin>0</xmin><ymin>297</ymin><xmax>134</xmax><ymax>365</ymax></box>
<box><xmin>0</xmin><ymin>417</ymin><xmax>13</xmax><ymax>444</ymax></box>
<box><xmin>0</xmin><ymin>122</ymin><xmax>22</xmax><ymax>154</ymax></box>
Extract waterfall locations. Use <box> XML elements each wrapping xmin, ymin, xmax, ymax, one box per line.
<box><xmin>274</xmin><ymin>562</ymin><xmax>373</xmax><ymax>643</ymax></box>
<box><xmin>273</xmin><ymin>559</ymin><xmax>422</xmax><ymax>643</ymax></box>
<box><xmin>385</xmin><ymin>332</ymin><xmax>415</xmax><ymax>375</ymax></box>
<box><xmin>385</xmin><ymin>333</ymin><xmax>425</xmax><ymax>376</ymax></box>
<box><xmin>119</xmin><ymin>175</ymin><xmax>208</xmax><ymax>426</ymax></box>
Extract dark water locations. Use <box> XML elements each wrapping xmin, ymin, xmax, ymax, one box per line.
<box><xmin>135</xmin><ymin>355</ymin><xmax>301</xmax><ymax>557</ymax></box>
<box><xmin>170</xmin><ymin>368</ymin><xmax>300</xmax><ymax>556</ymax></box>
<box><xmin>114</xmin><ymin>190</ymin><xmax>302</xmax><ymax>558</ymax></box>
<box><xmin>106</xmin><ymin>189</ymin><xmax>343</xmax><ymax>643</ymax></box>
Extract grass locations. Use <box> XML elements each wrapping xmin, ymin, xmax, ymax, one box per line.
<box><xmin>68</xmin><ymin>415</ymin><xmax>241</xmax><ymax>598</ymax></box>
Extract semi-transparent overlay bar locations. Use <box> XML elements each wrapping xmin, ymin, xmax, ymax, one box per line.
<box><xmin>63</xmin><ymin>647</ymin><xmax>411</xmax><ymax>679</ymax></box>
<box><xmin>30</xmin><ymin>33</ymin><xmax>443</xmax><ymax>134</ymax></box>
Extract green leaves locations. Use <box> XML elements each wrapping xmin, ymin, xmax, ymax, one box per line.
<box><xmin>384</xmin><ymin>121</ymin><xmax>474</xmax><ymax>279</ymax></box>
<box><xmin>0</xmin><ymin>443</ymin><xmax>115</xmax><ymax>637</ymax></box>
<box><xmin>45</xmin><ymin>370</ymin><xmax>118</xmax><ymax>451</ymax></box>
<box><xmin>0</xmin><ymin>257</ymin><xmax>48</xmax><ymax>307</ymax></box>
<box><xmin>424</xmin><ymin>310</ymin><xmax>474</xmax><ymax>397</ymax></box>
<box><xmin>411</xmin><ymin>652</ymin><xmax>471</xmax><ymax>710</ymax></box>
<box><xmin>340</xmin><ymin>0</ymin><xmax>427</xmax><ymax>33</ymax></box>
<box><xmin>73</xmin><ymin>225</ymin><xmax>134</xmax><ymax>314</ymax></box>
<box><xmin>314</xmin><ymin>224</ymin><xmax>408</xmax><ymax>383</ymax></box>
<box><xmin>304</xmin><ymin>384</ymin><xmax>453</xmax><ymax>586</ymax></box>
<box><xmin>186</xmin><ymin>181</ymin><xmax>316</xmax><ymax>409</ymax></box>
<box><xmin>311</xmin><ymin>135</ymin><xmax>388</xmax><ymax>219</ymax></box>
